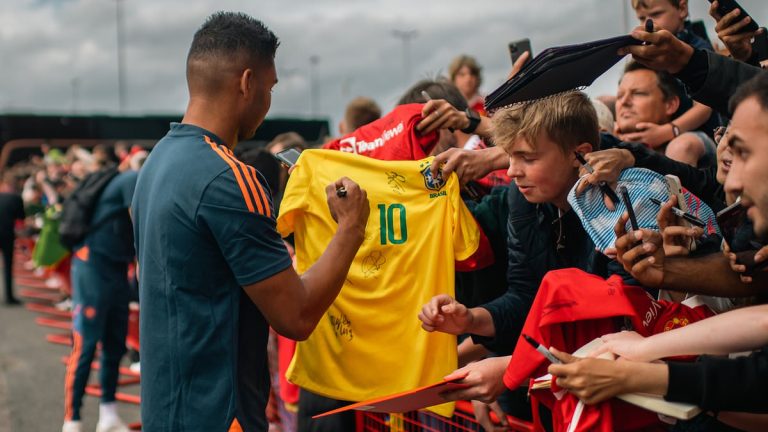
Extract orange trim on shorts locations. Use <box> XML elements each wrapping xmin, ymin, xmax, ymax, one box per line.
<box><xmin>229</xmin><ymin>417</ymin><xmax>243</xmax><ymax>431</ymax></box>
<box><xmin>204</xmin><ymin>136</ymin><xmax>258</xmax><ymax>214</ymax></box>
<box><xmin>64</xmin><ymin>331</ymin><xmax>83</xmax><ymax>421</ymax></box>
<box><xmin>74</xmin><ymin>246</ymin><xmax>89</xmax><ymax>262</ymax></box>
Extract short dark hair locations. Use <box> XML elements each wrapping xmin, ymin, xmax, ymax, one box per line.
<box><xmin>188</xmin><ymin>12</ymin><xmax>279</xmax><ymax>66</ymax></box>
<box><xmin>622</xmin><ymin>61</ymin><xmax>682</xmax><ymax>102</ymax></box>
<box><xmin>265</xmin><ymin>132</ymin><xmax>307</xmax><ymax>153</ymax></box>
<box><xmin>397</xmin><ymin>79</ymin><xmax>469</xmax><ymax>111</ymax></box>
<box><xmin>239</xmin><ymin>149</ymin><xmax>281</xmax><ymax>196</ymax></box>
<box><xmin>344</xmin><ymin>97</ymin><xmax>382</xmax><ymax>131</ymax></box>
<box><xmin>729</xmin><ymin>73</ymin><xmax>768</xmax><ymax>116</ymax></box>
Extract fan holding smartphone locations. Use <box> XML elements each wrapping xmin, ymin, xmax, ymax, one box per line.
<box><xmin>508</xmin><ymin>38</ymin><xmax>533</xmax><ymax>65</ymax></box>
<box><xmin>708</xmin><ymin>0</ymin><xmax>768</xmax><ymax>63</ymax></box>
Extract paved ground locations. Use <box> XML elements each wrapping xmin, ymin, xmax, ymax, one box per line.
<box><xmin>1</xmin><ymin>277</ymin><xmax>140</xmax><ymax>432</ymax></box>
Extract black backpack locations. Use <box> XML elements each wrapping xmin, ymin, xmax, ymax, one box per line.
<box><xmin>59</xmin><ymin>166</ymin><xmax>120</xmax><ymax>250</ymax></box>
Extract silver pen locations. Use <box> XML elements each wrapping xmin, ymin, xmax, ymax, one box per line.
<box><xmin>523</xmin><ymin>334</ymin><xmax>562</xmax><ymax>364</ymax></box>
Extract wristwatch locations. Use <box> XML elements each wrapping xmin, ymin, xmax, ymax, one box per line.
<box><xmin>461</xmin><ymin>109</ymin><xmax>481</xmax><ymax>134</ymax></box>
<box><xmin>670</xmin><ymin>122</ymin><xmax>681</xmax><ymax>138</ymax></box>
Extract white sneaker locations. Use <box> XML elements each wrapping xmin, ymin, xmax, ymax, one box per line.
<box><xmin>46</xmin><ymin>276</ymin><xmax>63</xmax><ymax>289</ymax></box>
<box><xmin>61</xmin><ymin>420</ymin><xmax>82</xmax><ymax>432</ymax></box>
<box><xmin>95</xmin><ymin>419</ymin><xmax>129</xmax><ymax>432</ymax></box>
<box><xmin>55</xmin><ymin>298</ymin><xmax>73</xmax><ymax>311</ymax></box>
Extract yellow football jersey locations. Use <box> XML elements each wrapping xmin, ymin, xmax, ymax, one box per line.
<box><xmin>276</xmin><ymin>149</ymin><xmax>480</xmax><ymax>416</ymax></box>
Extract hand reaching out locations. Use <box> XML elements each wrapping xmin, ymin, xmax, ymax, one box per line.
<box><xmin>419</xmin><ymin>294</ymin><xmax>473</xmax><ymax>335</ymax></box>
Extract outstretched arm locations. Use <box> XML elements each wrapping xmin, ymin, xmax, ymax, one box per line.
<box><xmin>244</xmin><ymin>177</ymin><xmax>369</xmax><ymax>340</ymax></box>
<box><xmin>594</xmin><ymin>304</ymin><xmax>768</xmax><ymax>362</ymax></box>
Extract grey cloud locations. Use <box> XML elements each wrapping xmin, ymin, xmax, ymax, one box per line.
<box><xmin>1</xmin><ymin>0</ymin><xmax>766</xmax><ymax>130</ymax></box>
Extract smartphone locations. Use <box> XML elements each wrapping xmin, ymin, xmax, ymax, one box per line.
<box><xmin>753</xmin><ymin>30</ymin><xmax>768</xmax><ymax>61</ymax></box>
<box><xmin>665</xmin><ymin>175</ymin><xmax>688</xmax><ymax>211</ymax></box>
<box><xmin>735</xmin><ymin>250</ymin><xmax>768</xmax><ymax>276</ymax></box>
<box><xmin>620</xmin><ymin>186</ymin><xmax>640</xmax><ymax>232</ymax></box>
<box><xmin>716</xmin><ymin>198</ymin><xmax>745</xmax><ymax>246</ymax></box>
<box><xmin>708</xmin><ymin>0</ymin><xmax>760</xmax><ymax>34</ymax></box>
<box><xmin>664</xmin><ymin>174</ymin><xmax>693</xmax><ymax>233</ymax></box>
<box><xmin>508</xmin><ymin>38</ymin><xmax>533</xmax><ymax>64</ymax></box>
<box><xmin>273</xmin><ymin>148</ymin><xmax>302</xmax><ymax>168</ymax></box>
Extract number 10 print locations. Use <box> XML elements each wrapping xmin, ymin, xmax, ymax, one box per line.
<box><xmin>378</xmin><ymin>204</ymin><xmax>407</xmax><ymax>245</ymax></box>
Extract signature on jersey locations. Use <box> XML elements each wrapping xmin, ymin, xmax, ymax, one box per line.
<box><xmin>362</xmin><ymin>250</ymin><xmax>387</xmax><ymax>277</ymax></box>
<box><xmin>386</xmin><ymin>171</ymin><xmax>406</xmax><ymax>195</ymax></box>
<box><xmin>328</xmin><ymin>312</ymin><xmax>353</xmax><ymax>341</ymax></box>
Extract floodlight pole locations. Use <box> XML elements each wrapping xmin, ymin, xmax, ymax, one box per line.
<box><xmin>309</xmin><ymin>55</ymin><xmax>320</xmax><ymax>117</ymax></box>
<box><xmin>71</xmin><ymin>77</ymin><xmax>80</xmax><ymax>114</ymax></box>
<box><xmin>116</xmin><ymin>0</ymin><xmax>126</xmax><ymax>114</ymax></box>
<box><xmin>392</xmin><ymin>29</ymin><xmax>418</xmax><ymax>84</ymax></box>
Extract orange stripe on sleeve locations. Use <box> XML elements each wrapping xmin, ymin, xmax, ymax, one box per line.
<box><xmin>245</xmin><ymin>165</ymin><xmax>272</xmax><ymax>219</ymax></box>
<box><xmin>204</xmin><ymin>136</ymin><xmax>257</xmax><ymax>213</ymax></box>
<box><xmin>220</xmin><ymin>147</ymin><xmax>271</xmax><ymax>218</ymax></box>
<box><xmin>218</xmin><ymin>145</ymin><xmax>269</xmax><ymax>216</ymax></box>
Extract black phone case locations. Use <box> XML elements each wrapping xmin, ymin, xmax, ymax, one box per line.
<box><xmin>735</xmin><ymin>250</ymin><xmax>768</xmax><ymax>276</ymax></box>
<box><xmin>711</xmin><ymin>0</ymin><xmax>760</xmax><ymax>33</ymax></box>
<box><xmin>509</xmin><ymin>39</ymin><xmax>532</xmax><ymax>64</ymax></box>
<box><xmin>716</xmin><ymin>201</ymin><xmax>746</xmax><ymax>246</ymax></box>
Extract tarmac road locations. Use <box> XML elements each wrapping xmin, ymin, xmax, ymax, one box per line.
<box><xmin>1</xmin><ymin>280</ymin><xmax>140</xmax><ymax>432</ymax></box>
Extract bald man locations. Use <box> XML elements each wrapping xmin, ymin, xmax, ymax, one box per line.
<box><xmin>130</xmin><ymin>12</ymin><xmax>369</xmax><ymax>431</ymax></box>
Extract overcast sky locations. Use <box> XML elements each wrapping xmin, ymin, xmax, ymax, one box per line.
<box><xmin>1</xmin><ymin>0</ymin><xmax>766</xmax><ymax>132</ymax></box>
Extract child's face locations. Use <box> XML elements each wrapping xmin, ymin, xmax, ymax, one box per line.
<box><xmin>634</xmin><ymin>0</ymin><xmax>688</xmax><ymax>34</ymax></box>
<box><xmin>504</xmin><ymin>132</ymin><xmax>580</xmax><ymax>209</ymax></box>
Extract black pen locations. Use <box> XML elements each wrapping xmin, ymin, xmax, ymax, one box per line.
<box><xmin>620</xmin><ymin>186</ymin><xmax>640</xmax><ymax>232</ymax></box>
<box><xmin>649</xmin><ymin>198</ymin><xmax>706</xmax><ymax>228</ymax></box>
<box><xmin>574</xmin><ymin>152</ymin><xmax>619</xmax><ymax>206</ymax></box>
<box><xmin>523</xmin><ymin>334</ymin><xmax>562</xmax><ymax>365</ymax></box>
<box><xmin>336</xmin><ymin>187</ymin><xmax>347</xmax><ymax>198</ymax></box>
<box><xmin>643</xmin><ymin>18</ymin><xmax>654</xmax><ymax>46</ymax></box>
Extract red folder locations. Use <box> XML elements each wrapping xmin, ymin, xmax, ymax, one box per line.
<box><xmin>312</xmin><ymin>372</ymin><xmax>469</xmax><ymax>418</ymax></box>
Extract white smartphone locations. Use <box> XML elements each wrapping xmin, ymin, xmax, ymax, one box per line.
<box><xmin>665</xmin><ymin>174</ymin><xmax>696</xmax><ymax>250</ymax></box>
<box><xmin>665</xmin><ymin>174</ymin><xmax>688</xmax><ymax>213</ymax></box>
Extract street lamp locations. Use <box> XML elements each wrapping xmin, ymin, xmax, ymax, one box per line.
<box><xmin>71</xmin><ymin>77</ymin><xmax>80</xmax><ymax>114</ymax></box>
<box><xmin>116</xmin><ymin>0</ymin><xmax>126</xmax><ymax>113</ymax></box>
<box><xmin>309</xmin><ymin>55</ymin><xmax>320</xmax><ymax>117</ymax></box>
<box><xmin>391</xmin><ymin>29</ymin><xmax>418</xmax><ymax>83</ymax></box>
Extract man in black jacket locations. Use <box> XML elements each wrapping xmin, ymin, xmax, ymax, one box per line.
<box><xmin>0</xmin><ymin>177</ymin><xmax>25</xmax><ymax>305</ymax></box>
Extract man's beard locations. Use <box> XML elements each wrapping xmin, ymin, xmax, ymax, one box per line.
<box><xmin>745</xmin><ymin>191</ymin><xmax>768</xmax><ymax>241</ymax></box>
